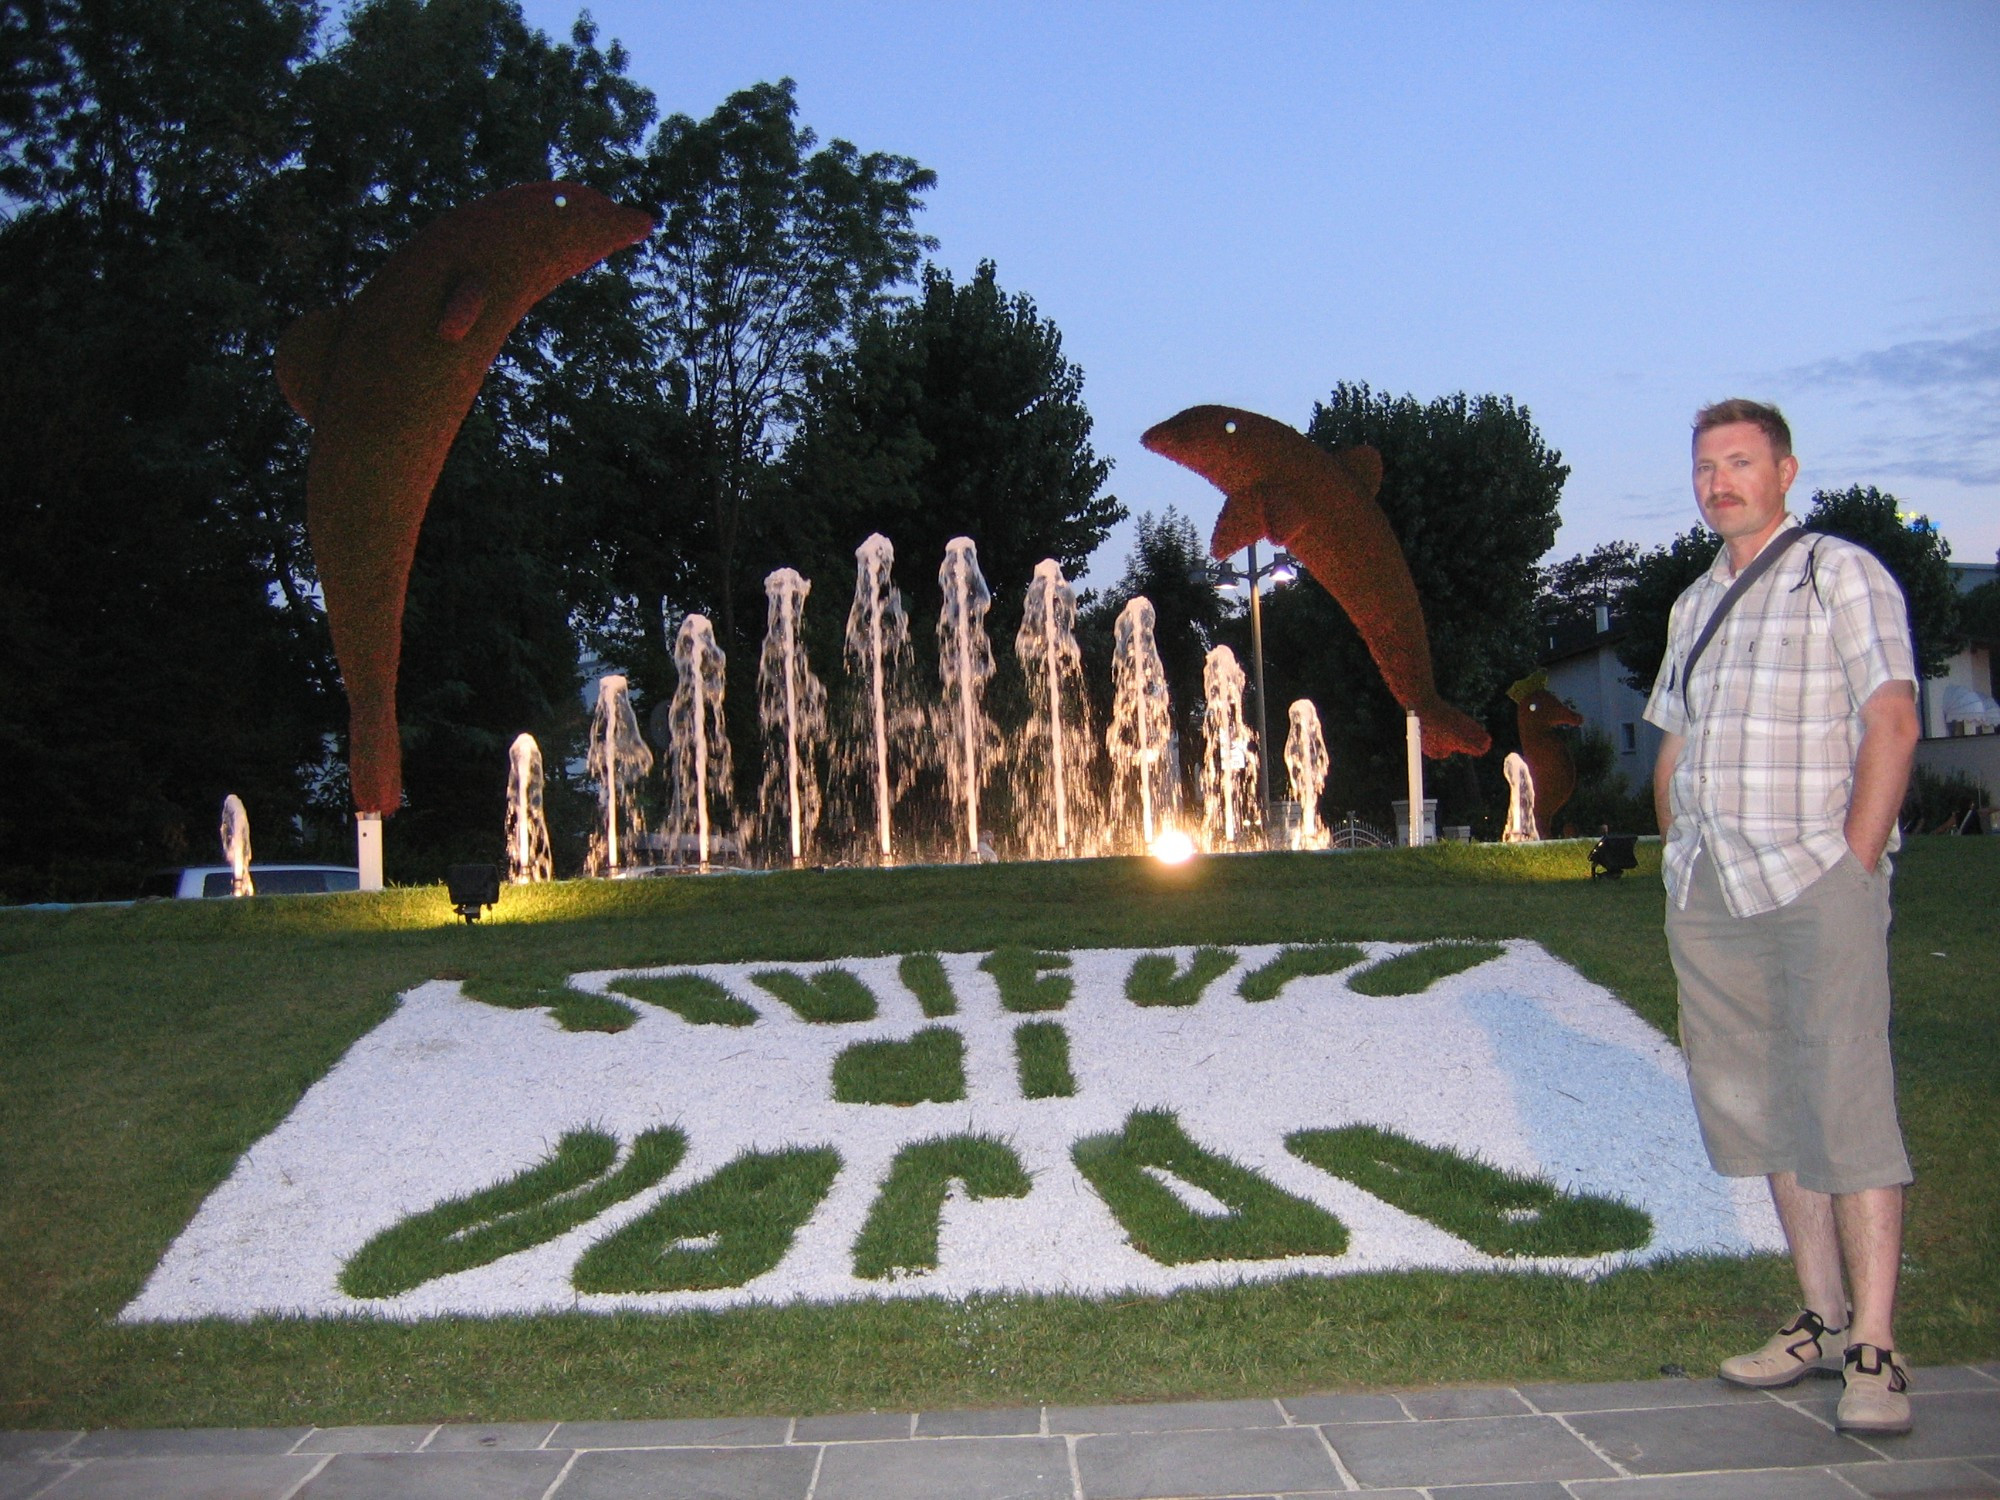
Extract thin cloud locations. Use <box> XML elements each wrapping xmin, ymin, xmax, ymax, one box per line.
<box><xmin>1786</xmin><ymin>326</ymin><xmax>2000</xmax><ymax>392</ymax></box>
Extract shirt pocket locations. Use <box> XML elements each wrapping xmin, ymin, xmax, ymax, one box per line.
<box><xmin>1763</xmin><ymin>609</ymin><xmax>1837</xmax><ymax>723</ymax></box>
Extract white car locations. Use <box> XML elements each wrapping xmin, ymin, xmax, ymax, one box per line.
<box><xmin>139</xmin><ymin>865</ymin><xmax>362</xmax><ymax>899</ymax></box>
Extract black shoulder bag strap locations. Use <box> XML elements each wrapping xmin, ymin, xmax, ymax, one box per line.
<box><xmin>1677</xmin><ymin>527</ymin><xmax>1817</xmax><ymax>710</ymax></box>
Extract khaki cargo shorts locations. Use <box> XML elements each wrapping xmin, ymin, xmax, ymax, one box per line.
<box><xmin>1665</xmin><ymin>846</ymin><xmax>1912</xmax><ymax>1195</ymax></box>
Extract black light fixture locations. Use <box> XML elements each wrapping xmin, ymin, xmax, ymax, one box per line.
<box><xmin>446</xmin><ymin>863</ymin><xmax>500</xmax><ymax>922</ymax></box>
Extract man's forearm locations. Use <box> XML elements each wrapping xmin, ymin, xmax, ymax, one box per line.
<box><xmin>1846</xmin><ymin>683</ymin><xmax>1919</xmax><ymax>871</ymax></box>
<box><xmin>1653</xmin><ymin>730</ymin><xmax>1684</xmax><ymax>838</ymax></box>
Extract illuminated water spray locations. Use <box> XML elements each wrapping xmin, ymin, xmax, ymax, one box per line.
<box><xmin>1015</xmin><ymin>558</ymin><xmax>1096</xmax><ymax>858</ymax></box>
<box><xmin>757</xmin><ymin>568</ymin><xmax>827</xmax><ymax>866</ymax></box>
<box><xmin>504</xmin><ymin>732</ymin><xmax>552</xmax><ymax>883</ymax></box>
<box><xmin>841</xmin><ymin>534</ymin><xmax>922</xmax><ymax>863</ymax></box>
<box><xmin>1201</xmin><ymin>645</ymin><xmax>1258</xmax><ymax>850</ymax></box>
<box><xmin>1106</xmin><ymin>596</ymin><xmax>1175</xmax><ymax>849</ymax></box>
<box><xmin>937</xmin><ymin>537</ymin><xmax>997</xmax><ymax>861</ymax></box>
<box><xmin>668</xmin><ymin>615</ymin><xmax>732</xmax><ymax>871</ymax></box>
<box><xmin>219</xmin><ymin>794</ymin><xmax>253</xmax><ymax>897</ymax></box>
<box><xmin>1503</xmin><ymin>752</ymin><xmax>1538</xmax><ymax>843</ymax></box>
<box><xmin>1283</xmin><ymin>700</ymin><xmax>1330</xmax><ymax>850</ymax></box>
<box><xmin>587</xmin><ymin>675</ymin><xmax>652</xmax><ymax>874</ymax></box>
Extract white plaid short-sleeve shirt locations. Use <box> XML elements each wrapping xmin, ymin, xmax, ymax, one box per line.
<box><xmin>1643</xmin><ymin>516</ymin><xmax>1917</xmax><ymax>917</ymax></box>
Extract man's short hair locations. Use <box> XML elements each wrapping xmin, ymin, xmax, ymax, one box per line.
<box><xmin>1693</xmin><ymin>398</ymin><xmax>1792</xmax><ymax>461</ymax></box>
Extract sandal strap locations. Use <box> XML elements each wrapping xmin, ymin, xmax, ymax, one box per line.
<box><xmin>1780</xmin><ymin>1309</ymin><xmax>1840</xmax><ymax>1360</ymax></box>
<box><xmin>1844</xmin><ymin>1343</ymin><xmax>1909</xmax><ymax>1391</ymax></box>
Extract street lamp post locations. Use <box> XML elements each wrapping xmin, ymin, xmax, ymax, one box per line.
<box><xmin>1200</xmin><ymin>543</ymin><xmax>1296</xmax><ymax>828</ymax></box>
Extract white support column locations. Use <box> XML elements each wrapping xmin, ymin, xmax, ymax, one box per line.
<box><xmin>1405</xmin><ymin>710</ymin><xmax>1425</xmax><ymax>847</ymax></box>
<box><xmin>356</xmin><ymin>812</ymin><xmax>384</xmax><ymax>891</ymax></box>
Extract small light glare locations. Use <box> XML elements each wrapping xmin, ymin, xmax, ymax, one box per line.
<box><xmin>1151</xmin><ymin>829</ymin><xmax>1196</xmax><ymax>865</ymax></box>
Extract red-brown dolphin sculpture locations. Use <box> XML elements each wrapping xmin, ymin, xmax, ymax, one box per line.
<box><xmin>1141</xmin><ymin>404</ymin><xmax>1491</xmax><ymax>758</ymax></box>
<box><xmin>277</xmin><ymin>181</ymin><xmax>656</xmax><ymax>814</ymax></box>
<box><xmin>1508</xmin><ymin>671</ymin><xmax>1583</xmax><ymax>837</ymax></box>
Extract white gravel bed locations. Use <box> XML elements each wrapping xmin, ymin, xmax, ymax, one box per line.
<box><xmin>121</xmin><ymin>940</ymin><xmax>1781</xmax><ymax>1322</ymax></box>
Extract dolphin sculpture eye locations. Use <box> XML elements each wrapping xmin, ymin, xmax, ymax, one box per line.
<box><xmin>1224</xmin><ymin>420</ymin><xmax>1237</xmax><ymax>434</ymax></box>
<box><xmin>554</xmin><ymin>194</ymin><xmax>568</xmax><ymax>208</ymax></box>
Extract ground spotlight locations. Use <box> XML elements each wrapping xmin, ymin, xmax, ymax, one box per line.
<box><xmin>1150</xmin><ymin>829</ymin><xmax>1196</xmax><ymax>866</ymax></box>
<box><xmin>446</xmin><ymin>863</ymin><xmax>500</xmax><ymax>923</ymax></box>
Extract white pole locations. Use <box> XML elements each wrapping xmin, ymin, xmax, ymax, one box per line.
<box><xmin>1405</xmin><ymin>709</ymin><xmax>1425</xmax><ymax>847</ymax></box>
<box><xmin>356</xmin><ymin>811</ymin><xmax>383</xmax><ymax>891</ymax></box>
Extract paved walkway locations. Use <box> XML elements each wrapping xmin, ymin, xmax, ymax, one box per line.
<box><xmin>2</xmin><ymin>1366</ymin><xmax>1996</xmax><ymax>1499</ymax></box>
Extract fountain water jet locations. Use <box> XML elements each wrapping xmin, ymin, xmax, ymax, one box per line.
<box><xmin>587</xmin><ymin>675</ymin><xmax>653</xmax><ymax>874</ymax></box>
<box><xmin>504</xmin><ymin>732</ymin><xmax>552</xmax><ymax>883</ymax></box>
<box><xmin>219</xmin><ymin>794</ymin><xmax>253</xmax><ymax>897</ymax></box>
<box><xmin>1201</xmin><ymin>645</ymin><xmax>1259</xmax><ymax>850</ymax></box>
<box><xmin>1014</xmin><ymin>559</ymin><xmax>1097</xmax><ymax>858</ymax></box>
<box><xmin>1502</xmin><ymin>752</ymin><xmax>1538</xmax><ymax>843</ymax></box>
<box><xmin>667</xmin><ymin>614</ymin><xmax>733</xmax><ymax>871</ymax></box>
<box><xmin>937</xmin><ymin>537</ymin><xmax>998</xmax><ymax>861</ymax></box>
<box><xmin>757</xmin><ymin>568</ymin><xmax>827</xmax><ymax>866</ymax></box>
<box><xmin>1106</xmin><ymin>597</ymin><xmax>1176</xmax><ymax>850</ymax></box>
<box><xmin>841</xmin><ymin>534</ymin><xmax>924</xmax><ymax>863</ymax></box>
<box><xmin>1283</xmin><ymin>700</ymin><xmax>1331</xmax><ymax>850</ymax></box>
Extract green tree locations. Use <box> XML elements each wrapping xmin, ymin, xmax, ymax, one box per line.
<box><xmin>1537</xmin><ymin>540</ymin><xmax>1642</xmax><ymax>636</ymax></box>
<box><xmin>0</xmin><ymin>0</ymin><xmax>329</xmax><ymax>900</ymax></box>
<box><xmin>635</xmin><ymin>78</ymin><xmax>936</xmax><ymax>654</ymax></box>
<box><xmin>1614</xmin><ymin>526</ymin><xmax>1720</xmax><ymax>694</ymax></box>
<box><xmin>782</xmin><ymin>260</ymin><xmax>1123</xmax><ymax>626</ymax></box>
<box><xmin>1801</xmin><ymin>485</ymin><xmax>1961</xmax><ymax>678</ymax></box>
<box><xmin>1252</xmin><ymin>385</ymin><xmax>1566</xmax><ymax>831</ymax></box>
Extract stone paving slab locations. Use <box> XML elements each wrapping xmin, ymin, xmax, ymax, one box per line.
<box><xmin>421</xmin><ymin>1421</ymin><xmax>559</xmax><ymax>1451</ymax></box>
<box><xmin>66</xmin><ymin>1427</ymin><xmax>312</xmax><ymax>1459</ymax></box>
<box><xmin>916</xmin><ymin>1405</ymin><xmax>1043</xmax><ymax>1436</ymax></box>
<box><xmin>1074</xmin><ymin>1426</ymin><xmax>1340</xmax><ymax>1498</ymax></box>
<box><xmin>814</xmin><ymin>1435</ymin><xmax>1070</xmax><ymax>1500</ymax></box>
<box><xmin>1783</xmin><ymin>1389</ymin><xmax>2000</xmax><ymax>1461</ymax></box>
<box><xmin>1426</xmin><ymin>1483</ymin><xmax>1577</xmax><ymax>1499</ymax></box>
<box><xmin>295</xmin><ymin>1449</ymin><xmax>570</xmax><ymax>1498</ymax></box>
<box><xmin>296</xmin><ymin>1423</ymin><xmax>434</xmax><ymax>1453</ymax></box>
<box><xmin>0</xmin><ymin>1438</ymin><xmax>75</xmax><ymax>1464</ymax></box>
<box><xmin>555</xmin><ymin>1443</ymin><xmax>815</xmax><ymax>1499</ymax></box>
<box><xmin>1566</xmin><ymin>1398</ymin><xmax>1878</xmax><ymax>1473</ymax></box>
<box><xmin>1322</xmin><ymin>1413</ymin><xmax>1617</xmax><ymax>1489</ymax></box>
<box><xmin>1276</xmin><ymin>1392</ymin><xmax>1406</xmax><ymax>1424</ymax></box>
<box><xmin>1567</xmin><ymin>1470</ymin><xmax>1862</xmax><ymax>1498</ymax></box>
<box><xmin>1838</xmin><ymin>1457</ymin><xmax>2000</xmax><ymax>1496</ymax></box>
<box><xmin>1520</xmin><ymin>1376</ymin><xmax>1778</xmax><ymax>1413</ymax></box>
<box><xmin>790</xmin><ymin>1410</ymin><xmax>912</xmax><ymax>1442</ymax></box>
<box><xmin>37</xmin><ymin>1453</ymin><xmax>324</xmax><ymax>1499</ymax></box>
<box><xmin>0</xmin><ymin>1460</ymin><xmax>70</xmax><ymax>1500</ymax></box>
<box><xmin>1048</xmin><ymin>1398</ymin><xmax>1286</xmax><ymax>1434</ymax></box>
<box><xmin>1398</xmin><ymin>1385</ymin><xmax>1535</xmax><ymax>1419</ymax></box>
<box><xmin>548</xmin><ymin>1414</ymin><xmax>791</xmax><ymax>1449</ymax></box>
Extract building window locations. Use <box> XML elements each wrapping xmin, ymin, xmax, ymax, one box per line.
<box><xmin>1619</xmin><ymin>722</ymin><xmax>1637</xmax><ymax>754</ymax></box>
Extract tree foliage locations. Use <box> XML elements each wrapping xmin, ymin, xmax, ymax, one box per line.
<box><xmin>636</xmin><ymin>78</ymin><xmax>936</xmax><ymax>649</ymax></box>
<box><xmin>0</xmin><ymin>1</ymin><xmax>1120</xmax><ymax>898</ymax></box>
<box><xmin>783</xmin><ymin>261</ymin><xmax>1122</xmax><ymax>628</ymax></box>
<box><xmin>1537</xmin><ymin>540</ymin><xmax>1642</xmax><ymax>636</ymax></box>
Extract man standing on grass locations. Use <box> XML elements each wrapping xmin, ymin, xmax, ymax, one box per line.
<box><xmin>1644</xmin><ymin>399</ymin><xmax>1921</xmax><ymax>1436</ymax></box>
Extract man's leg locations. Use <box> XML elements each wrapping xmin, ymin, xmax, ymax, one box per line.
<box><xmin>1768</xmin><ymin>1171</ymin><xmax>1847</xmax><ymax>1323</ymax></box>
<box><xmin>1834</xmin><ymin>1184</ymin><xmax>1902</xmax><ymax>1350</ymax></box>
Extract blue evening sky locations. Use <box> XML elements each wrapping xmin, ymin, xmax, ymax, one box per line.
<box><xmin>517</xmin><ymin>0</ymin><xmax>2000</xmax><ymax>587</ymax></box>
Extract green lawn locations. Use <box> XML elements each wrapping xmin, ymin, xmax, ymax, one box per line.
<box><xmin>2</xmin><ymin>839</ymin><xmax>1993</xmax><ymax>1430</ymax></box>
